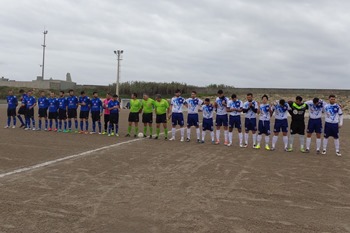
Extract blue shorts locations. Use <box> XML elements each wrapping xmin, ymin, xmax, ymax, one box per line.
<box><xmin>245</xmin><ymin>118</ymin><xmax>257</xmax><ymax>132</ymax></box>
<box><xmin>274</xmin><ymin>119</ymin><xmax>288</xmax><ymax>133</ymax></box>
<box><xmin>202</xmin><ymin>118</ymin><xmax>214</xmax><ymax>131</ymax></box>
<box><xmin>258</xmin><ymin>120</ymin><xmax>271</xmax><ymax>135</ymax></box>
<box><xmin>187</xmin><ymin>114</ymin><xmax>199</xmax><ymax>127</ymax></box>
<box><xmin>307</xmin><ymin>118</ymin><xmax>322</xmax><ymax>134</ymax></box>
<box><xmin>229</xmin><ymin>115</ymin><xmax>241</xmax><ymax>129</ymax></box>
<box><xmin>324</xmin><ymin>122</ymin><xmax>339</xmax><ymax>139</ymax></box>
<box><xmin>216</xmin><ymin>115</ymin><xmax>228</xmax><ymax>127</ymax></box>
<box><xmin>172</xmin><ymin>113</ymin><xmax>184</xmax><ymax>126</ymax></box>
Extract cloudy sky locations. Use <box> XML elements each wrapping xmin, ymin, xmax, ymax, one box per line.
<box><xmin>0</xmin><ymin>0</ymin><xmax>349</xmax><ymax>88</ymax></box>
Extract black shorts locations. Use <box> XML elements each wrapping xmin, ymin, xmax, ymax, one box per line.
<box><xmin>290</xmin><ymin>121</ymin><xmax>305</xmax><ymax>135</ymax></box>
<box><xmin>7</xmin><ymin>108</ymin><xmax>16</xmax><ymax>117</ymax></box>
<box><xmin>48</xmin><ymin>112</ymin><xmax>58</xmax><ymax>120</ymax></box>
<box><xmin>128</xmin><ymin>112</ymin><xmax>139</xmax><ymax>122</ymax></box>
<box><xmin>80</xmin><ymin>111</ymin><xmax>89</xmax><ymax>119</ymax></box>
<box><xmin>109</xmin><ymin>113</ymin><xmax>119</xmax><ymax>124</ymax></box>
<box><xmin>91</xmin><ymin>111</ymin><xmax>101</xmax><ymax>122</ymax></box>
<box><xmin>18</xmin><ymin>106</ymin><xmax>26</xmax><ymax>115</ymax></box>
<box><xmin>156</xmin><ymin>114</ymin><xmax>167</xmax><ymax>124</ymax></box>
<box><xmin>38</xmin><ymin>108</ymin><xmax>48</xmax><ymax>118</ymax></box>
<box><xmin>68</xmin><ymin>109</ymin><xmax>77</xmax><ymax>118</ymax></box>
<box><xmin>25</xmin><ymin>108</ymin><xmax>34</xmax><ymax>118</ymax></box>
<box><xmin>104</xmin><ymin>114</ymin><xmax>110</xmax><ymax>123</ymax></box>
<box><xmin>58</xmin><ymin>109</ymin><xmax>67</xmax><ymax>120</ymax></box>
<box><xmin>142</xmin><ymin>113</ymin><xmax>153</xmax><ymax>123</ymax></box>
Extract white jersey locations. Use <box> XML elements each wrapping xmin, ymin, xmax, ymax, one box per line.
<box><xmin>272</xmin><ymin>102</ymin><xmax>290</xmax><ymax>120</ymax></box>
<box><xmin>227</xmin><ymin>99</ymin><xmax>243</xmax><ymax>116</ymax></box>
<box><xmin>243</xmin><ymin>100</ymin><xmax>258</xmax><ymax>118</ymax></box>
<box><xmin>171</xmin><ymin>96</ymin><xmax>186</xmax><ymax>113</ymax></box>
<box><xmin>305</xmin><ymin>100</ymin><xmax>324</xmax><ymax>119</ymax></box>
<box><xmin>259</xmin><ymin>103</ymin><xmax>271</xmax><ymax>121</ymax></box>
<box><xmin>202</xmin><ymin>104</ymin><xmax>214</xmax><ymax>119</ymax></box>
<box><xmin>215</xmin><ymin>97</ymin><xmax>229</xmax><ymax>115</ymax></box>
<box><xmin>324</xmin><ymin>103</ymin><xmax>343</xmax><ymax>124</ymax></box>
<box><xmin>186</xmin><ymin>97</ymin><xmax>203</xmax><ymax>114</ymax></box>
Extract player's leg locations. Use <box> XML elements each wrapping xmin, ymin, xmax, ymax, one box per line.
<box><xmin>127</xmin><ymin>112</ymin><xmax>133</xmax><ymax>136</ymax></box>
<box><xmin>30</xmin><ymin>109</ymin><xmax>35</xmax><ymax>130</ymax></box>
<box><xmin>170</xmin><ymin>113</ymin><xmax>177</xmax><ymax>140</ymax></box>
<box><xmin>305</xmin><ymin>119</ymin><xmax>314</xmax><ymax>152</ymax></box>
<box><xmin>271</xmin><ymin>120</ymin><xmax>281</xmax><ymax>150</ymax></box>
<box><xmin>228</xmin><ymin>116</ymin><xmax>234</xmax><ymax>146</ymax></box>
<box><xmin>179</xmin><ymin>113</ymin><xmax>185</xmax><ymax>142</ymax></box>
<box><xmin>244</xmin><ymin>119</ymin><xmax>250</xmax><ymax>147</ymax></box>
<box><xmin>223</xmin><ymin>116</ymin><xmax>229</xmax><ymax>145</ymax></box>
<box><xmin>256</xmin><ymin>120</ymin><xmax>263</xmax><ymax>149</ymax></box>
<box><xmin>134</xmin><ymin>116</ymin><xmax>139</xmax><ymax>137</ymax></box>
<box><xmin>252</xmin><ymin>119</ymin><xmax>257</xmax><ymax>148</ymax></box>
<box><xmin>281</xmin><ymin>119</ymin><xmax>289</xmax><ymax>151</ymax></box>
<box><xmin>264</xmin><ymin>121</ymin><xmax>271</xmax><ymax>150</ymax></box>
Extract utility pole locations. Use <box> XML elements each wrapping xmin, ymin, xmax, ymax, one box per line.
<box><xmin>41</xmin><ymin>30</ymin><xmax>48</xmax><ymax>80</ymax></box>
<box><xmin>113</xmin><ymin>50</ymin><xmax>123</xmax><ymax>96</ymax></box>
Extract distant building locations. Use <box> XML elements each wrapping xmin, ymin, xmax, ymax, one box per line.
<box><xmin>0</xmin><ymin>73</ymin><xmax>76</xmax><ymax>90</ymax></box>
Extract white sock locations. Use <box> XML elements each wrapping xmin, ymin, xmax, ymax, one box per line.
<box><xmin>323</xmin><ymin>138</ymin><xmax>328</xmax><ymax>150</ymax></box>
<box><xmin>202</xmin><ymin>130</ymin><xmax>206</xmax><ymax>141</ymax></box>
<box><xmin>239</xmin><ymin>132</ymin><xmax>243</xmax><ymax>144</ymax></box>
<box><xmin>172</xmin><ymin>128</ymin><xmax>176</xmax><ymax>138</ymax></box>
<box><xmin>224</xmin><ymin>130</ymin><xmax>228</xmax><ymax>142</ymax></box>
<box><xmin>211</xmin><ymin>131</ymin><xmax>215</xmax><ymax>141</ymax></box>
<box><xmin>283</xmin><ymin>136</ymin><xmax>288</xmax><ymax>149</ymax></box>
<box><xmin>299</xmin><ymin>135</ymin><xmax>305</xmax><ymax>149</ymax></box>
<box><xmin>245</xmin><ymin>133</ymin><xmax>249</xmax><ymax>145</ymax></box>
<box><xmin>257</xmin><ymin>134</ymin><xmax>262</xmax><ymax>144</ymax></box>
<box><xmin>272</xmin><ymin>135</ymin><xmax>278</xmax><ymax>148</ymax></box>
<box><xmin>180</xmin><ymin>127</ymin><xmax>185</xmax><ymax>138</ymax></box>
<box><xmin>335</xmin><ymin>139</ymin><xmax>340</xmax><ymax>151</ymax></box>
<box><xmin>196</xmin><ymin>128</ymin><xmax>200</xmax><ymax>140</ymax></box>
<box><xmin>187</xmin><ymin>128</ymin><xmax>191</xmax><ymax>139</ymax></box>
<box><xmin>252</xmin><ymin>133</ymin><xmax>257</xmax><ymax>145</ymax></box>
<box><xmin>265</xmin><ymin>136</ymin><xmax>270</xmax><ymax>145</ymax></box>
<box><xmin>229</xmin><ymin>132</ymin><xmax>233</xmax><ymax>144</ymax></box>
<box><xmin>316</xmin><ymin>138</ymin><xmax>321</xmax><ymax>151</ymax></box>
<box><xmin>306</xmin><ymin>137</ymin><xmax>311</xmax><ymax>150</ymax></box>
<box><xmin>216</xmin><ymin>130</ymin><xmax>220</xmax><ymax>141</ymax></box>
<box><xmin>289</xmin><ymin>134</ymin><xmax>295</xmax><ymax>148</ymax></box>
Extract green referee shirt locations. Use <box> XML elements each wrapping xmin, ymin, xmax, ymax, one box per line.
<box><xmin>130</xmin><ymin>99</ymin><xmax>142</xmax><ymax>113</ymax></box>
<box><xmin>154</xmin><ymin>99</ymin><xmax>169</xmax><ymax>115</ymax></box>
<box><xmin>142</xmin><ymin>98</ymin><xmax>155</xmax><ymax>114</ymax></box>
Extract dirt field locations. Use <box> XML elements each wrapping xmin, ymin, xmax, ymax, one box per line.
<box><xmin>0</xmin><ymin>104</ymin><xmax>350</xmax><ymax>233</ymax></box>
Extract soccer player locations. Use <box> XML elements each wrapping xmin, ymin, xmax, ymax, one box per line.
<box><xmin>256</xmin><ymin>95</ymin><xmax>272</xmax><ymax>150</ymax></box>
<box><xmin>126</xmin><ymin>93</ymin><xmax>142</xmax><ymax>137</ymax></box>
<box><xmin>288</xmin><ymin>96</ymin><xmax>308</xmax><ymax>152</ymax></box>
<box><xmin>214</xmin><ymin>90</ymin><xmax>229</xmax><ymax>145</ymax></box>
<box><xmin>90</xmin><ymin>92</ymin><xmax>103</xmax><ymax>134</ymax></box>
<box><xmin>24</xmin><ymin>90</ymin><xmax>36</xmax><ymax>130</ymax></box>
<box><xmin>17</xmin><ymin>89</ymin><xmax>27</xmax><ymax>128</ymax></box>
<box><xmin>108</xmin><ymin>94</ymin><xmax>120</xmax><ymax>136</ymax></box>
<box><xmin>48</xmin><ymin>92</ymin><xmax>59</xmax><ymax>132</ymax></box>
<box><xmin>305</xmin><ymin>98</ymin><xmax>324</xmax><ymax>153</ymax></box>
<box><xmin>141</xmin><ymin>93</ymin><xmax>155</xmax><ymax>138</ymax></box>
<box><xmin>67</xmin><ymin>90</ymin><xmax>79</xmax><ymax>133</ymax></box>
<box><xmin>242</xmin><ymin>93</ymin><xmax>258</xmax><ymax>148</ymax></box>
<box><xmin>169</xmin><ymin>89</ymin><xmax>185</xmax><ymax>141</ymax></box>
<box><xmin>201</xmin><ymin>98</ymin><xmax>215</xmax><ymax>143</ymax></box>
<box><xmin>185</xmin><ymin>91</ymin><xmax>203</xmax><ymax>143</ymax></box>
<box><xmin>154</xmin><ymin>94</ymin><xmax>170</xmax><ymax>140</ymax></box>
<box><xmin>79</xmin><ymin>91</ymin><xmax>90</xmax><ymax>134</ymax></box>
<box><xmin>37</xmin><ymin>91</ymin><xmax>49</xmax><ymax>131</ymax></box>
<box><xmin>322</xmin><ymin>95</ymin><xmax>343</xmax><ymax>156</ymax></box>
<box><xmin>58</xmin><ymin>91</ymin><xmax>68</xmax><ymax>133</ymax></box>
<box><xmin>5</xmin><ymin>90</ymin><xmax>18</xmax><ymax>128</ymax></box>
<box><xmin>227</xmin><ymin>94</ymin><xmax>243</xmax><ymax>147</ymax></box>
<box><xmin>271</xmin><ymin>99</ymin><xmax>291</xmax><ymax>151</ymax></box>
<box><xmin>102</xmin><ymin>93</ymin><xmax>112</xmax><ymax>135</ymax></box>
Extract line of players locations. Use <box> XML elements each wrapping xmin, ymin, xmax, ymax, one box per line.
<box><xmin>5</xmin><ymin>89</ymin><xmax>343</xmax><ymax>156</ymax></box>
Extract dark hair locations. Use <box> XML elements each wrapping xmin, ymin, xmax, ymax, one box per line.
<box><xmin>156</xmin><ymin>94</ymin><xmax>161</xmax><ymax>99</ymax></box>
<box><xmin>217</xmin><ymin>90</ymin><xmax>223</xmax><ymax>94</ymax></box>
<box><xmin>40</xmin><ymin>90</ymin><xmax>45</xmax><ymax>93</ymax></box>
<box><xmin>262</xmin><ymin>94</ymin><xmax>268</xmax><ymax>100</ymax></box>
<box><xmin>231</xmin><ymin>94</ymin><xmax>237</xmax><ymax>99</ymax></box>
<box><xmin>93</xmin><ymin>92</ymin><xmax>98</xmax><ymax>95</ymax></box>
<box><xmin>313</xmin><ymin>97</ymin><xmax>319</xmax><ymax>104</ymax></box>
<box><xmin>112</xmin><ymin>94</ymin><xmax>118</xmax><ymax>98</ymax></box>
<box><xmin>107</xmin><ymin>93</ymin><xmax>111</xmax><ymax>96</ymax></box>
<box><xmin>205</xmin><ymin>98</ymin><xmax>210</xmax><ymax>102</ymax></box>
<box><xmin>81</xmin><ymin>91</ymin><xmax>85</xmax><ymax>95</ymax></box>
<box><xmin>60</xmin><ymin>91</ymin><xmax>64</xmax><ymax>94</ymax></box>
<box><xmin>132</xmin><ymin>93</ymin><xmax>137</xmax><ymax>98</ymax></box>
<box><xmin>175</xmin><ymin>89</ymin><xmax>181</xmax><ymax>93</ymax></box>
<box><xmin>247</xmin><ymin>93</ymin><xmax>253</xmax><ymax>97</ymax></box>
<box><xmin>296</xmin><ymin>96</ymin><xmax>303</xmax><ymax>101</ymax></box>
<box><xmin>279</xmin><ymin>99</ymin><xmax>286</xmax><ymax>105</ymax></box>
<box><xmin>329</xmin><ymin>94</ymin><xmax>336</xmax><ymax>99</ymax></box>
<box><xmin>69</xmin><ymin>89</ymin><xmax>74</xmax><ymax>93</ymax></box>
<box><xmin>192</xmin><ymin>91</ymin><xmax>197</xmax><ymax>94</ymax></box>
<box><xmin>19</xmin><ymin>89</ymin><xmax>25</xmax><ymax>94</ymax></box>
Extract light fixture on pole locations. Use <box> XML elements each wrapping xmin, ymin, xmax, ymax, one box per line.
<box><xmin>41</xmin><ymin>30</ymin><xmax>48</xmax><ymax>80</ymax></box>
<box><xmin>113</xmin><ymin>50</ymin><xmax>123</xmax><ymax>96</ymax></box>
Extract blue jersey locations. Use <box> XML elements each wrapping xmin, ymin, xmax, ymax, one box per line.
<box><xmin>7</xmin><ymin>95</ymin><xmax>18</xmax><ymax>109</ymax></box>
<box><xmin>58</xmin><ymin>97</ymin><xmax>68</xmax><ymax>110</ymax></box>
<box><xmin>26</xmin><ymin>96</ymin><xmax>36</xmax><ymax>109</ymax></box>
<box><xmin>38</xmin><ymin>97</ymin><xmax>49</xmax><ymax>109</ymax></box>
<box><xmin>67</xmin><ymin>96</ymin><xmax>79</xmax><ymax>109</ymax></box>
<box><xmin>90</xmin><ymin>98</ymin><xmax>103</xmax><ymax>112</ymax></box>
<box><xmin>21</xmin><ymin>94</ymin><xmax>28</xmax><ymax>106</ymax></box>
<box><xmin>79</xmin><ymin>96</ymin><xmax>90</xmax><ymax>111</ymax></box>
<box><xmin>202</xmin><ymin>104</ymin><xmax>214</xmax><ymax>119</ymax></box>
<box><xmin>108</xmin><ymin>100</ymin><xmax>120</xmax><ymax>114</ymax></box>
<box><xmin>48</xmin><ymin>97</ymin><xmax>59</xmax><ymax>113</ymax></box>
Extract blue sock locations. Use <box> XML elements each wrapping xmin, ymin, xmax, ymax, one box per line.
<box><xmin>68</xmin><ymin>120</ymin><xmax>72</xmax><ymax>129</ymax></box>
<box><xmin>50</xmin><ymin>120</ymin><xmax>53</xmax><ymax>128</ymax></box>
<box><xmin>39</xmin><ymin>119</ymin><xmax>42</xmax><ymax>129</ymax></box>
<box><xmin>109</xmin><ymin>124</ymin><xmax>112</xmax><ymax>134</ymax></box>
<box><xmin>13</xmin><ymin>116</ymin><xmax>16</xmax><ymax>126</ymax></box>
<box><xmin>80</xmin><ymin>121</ymin><xmax>84</xmax><ymax>131</ymax></box>
<box><xmin>86</xmin><ymin>122</ymin><xmax>89</xmax><ymax>131</ymax></box>
<box><xmin>45</xmin><ymin>119</ymin><xmax>48</xmax><ymax>129</ymax></box>
<box><xmin>59</xmin><ymin>121</ymin><xmax>62</xmax><ymax>129</ymax></box>
<box><xmin>92</xmin><ymin>122</ymin><xmax>96</xmax><ymax>132</ymax></box>
<box><xmin>64</xmin><ymin>121</ymin><xmax>67</xmax><ymax>130</ymax></box>
<box><xmin>7</xmin><ymin>117</ymin><xmax>11</xmax><ymax>126</ymax></box>
<box><xmin>55</xmin><ymin>120</ymin><xmax>58</xmax><ymax>129</ymax></box>
<box><xmin>32</xmin><ymin>118</ymin><xmax>35</xmax><ymax>128</ymax></box>
<box><xmin>75</xmin><ymin>120</ymin><xmax>78</xmax><ymax>129</ymax></box>
<box><xmin>98</xmin><ymin>121</ymin><xmax>102</xmax><ymax>132</ymax></box>
<box><xmin>115</xmin><ymin>124</ymin><xmax>119</xmax><ymax>134</ymax></box>
<box><xmin>17</xmin><ymin>115</ymin><xmax>24</xmax><ymax>125</ymax></box>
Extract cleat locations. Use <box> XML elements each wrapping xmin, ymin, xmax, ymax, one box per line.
<box><xmin>37</xmin><ymin>128</ymin><xmax>41</xmax><ymax>131</ymax></box>
<box><xmin>253</xmin><ymin>144</ymin><xmax>256</xmax><ymax>149</ymax></box>
<box><xmin>169</xmin><ymin>137</ymin><xmax>175</xmax><ymax>141</ymax></box>
<box><xmin>154</xmin><ymin>136</ymin><xmax>159</xmax><ymax>140</ymax></box>
<box><xmin>111</xmin><ymin>132</ymin><xmax>115</xmax><ymax>136</ymax></box>
<box><xmin>74</xmin><ymin>130</ymin><xmax>79</xmax><ymax>133</ymax></box>
<box><xmin>125</xmin><ymin>134</ymin><xmax>130</xmax><ymax>137</ymax></box>
<box><xmin>255</xmin><ymin>144</ymin><xmax>261</xmax><ymax>149</ymax></box>
<box><xmin>19</xmin><ymin>124</ymin><xmax>25</xmax><ymax>128</ymax></box>
<box><xmin>54</xmin><ymin>128</ymin><xmax>58</xmax><ymax>132</ymax></box>
<box><xmin>102</xmin><ymin>131</ymin><xmax>107</xmax><ymax>135</ymax></box>
<box><xmin>90</xmin><ymin>131</ymin><xmax>96</xmax><ymax>134</ymax></box>
<box><xmin>186</xmin><ymin>138</ymin><xmax>190</xmax><ymax>142</ymax></box>
<box><xmin>48</xmin><ymin>128</ymin><xmax>52</xmax><ymax>131</ymax></box>
<box><xmin>98</xmin><ymin>132</ymin><xmax>102</xmax><ymax>135</ymax></box>
<box><xmin>134</xmin><ymin>134</ymin><xmax>137</xmax><ymax>138</ymax></box>
<box><xmin>57</xmin><ymin>129</ymin><xmax>62</xmax><ymax>132</ymax></box>
<box><xmin>224</xmin><ymin>141</ymin><xmax>229</xmax><ymax>146</ymax></box>
<box><xmin>239</xmin><ymin>144</ymin><xmax>244</xmax><ymax>148</ymax></box>
<box><xmin>303</xmin><ymin>149</ymin><xmax>310</xmax><ymax>153</ymax></box>
<box><xmin>84</xmin><ymin>131</ymin><xmax>89</xmax><ymax>135</ymax></box>
<box><xmin>265</xmin><ymin>145</ymin><xmax>270</xmax><ymax>151</ymax></box>
<box><xmin>211</xmin><ymin>140</ymin><xmax>216</xmax><ymax>144</ymax></box>
<box><xmin>300</xmin><ymin>148</ymin><xmax>305</xmax><ymax>153</ymax></box>
<box><xmin>12</xmin><ymin>126</ymin><xmax>16</xmax><ymax>129</ymax></box>
<box><xmin>215</xmin><ymin>140</ymin><xmax>220</xmax><ymax>145</ymax></box>
<box><xmin>144</xmin><ymin>134</ymin><xmax>147</xmax><ymax>138</ymax></box>
<box><xmin>32</xmin><ymin>128</ymin><xmax>36</xmax><ymax>131</ymax></box>
<box><xmin>4</xmin><ymin>125</ymin><xmax>9</xmax><ymax>129</ymax></box>
<box><xmin>149</xmin><ymin>135</ymin><xmax>153</xmax><ymax>139</ymax></box>
<box><xmin>316</xmin><ymin>150</ymin><xmax>320</xmax><ymax>155</ymax></box>
<box><xmin>226</xmin><ymin>143</ymin><xmax>232</xmax><ymax>147</ymax></box>
<box><xmin>44</xmin><ymin>128</ymin><xmax>47</xmax><ymax>131</ymax></box>
<box><xmin>336</xmin><ymin>151</ymin><xmax>342</xmax><ymax>157</ymax></box>
<box><xmin>63</xmin><ymin>130</ymin><xmax>69</xmax><ymax>133</ymax></box>
<box><xmin>201</xmin><ymin>140</ymin><xmax>205</xmax><ymax>144</ymax></box>
<box><xmin>322</xmin><ymin>150</ymin><xmax>327</xmax><ymax>155</ymax></box>
<box><xmin>285</xmin><ymin>148</ymin><xmax>293</xmax><ymax>152</ymax></box>
<box><xmin>79</xmin><ymin>130</ymin><xmax>84</xmax><ymax>134</ymax></box>
<box><xmin>108</xmin><ymin>134</ymin><xmax>111</xmax><ymax>137</ymax></box>
<box><xmin>68</xmin><ymin>129</ymin><xmax>72</xmax><ymax>133</ymax></box>
<box><xmin>197</xmin><ymin>139</ymin><xmax>201</xmax><ymax>143</ymax></box>
<box><xmin>24</xmin><ymin>127</ymin><xmax>30</xmax><ymax>130</ymax></box>
<box><xmin>164</xmin><ymin>137</ymin><xmax>168</xmax><ymax>141</ymax></box>
<box><xmin>180</xmin><ymin>137</ymin><xmax>184</xmax><ymax>142</ymax></box>
<box><xmin>243</xmin><ymin>144</ymin><xmax>248</xmax><ymax>148</ymax></box>
<box><xmin>270</xmin><ymin>147</ymin><xmax>276</xmax><ymax>151</ymax></box>
<box><xmin>115</xmin><ymin>133</ymin><xmax>119</xmax><ymax>137</ymax></box>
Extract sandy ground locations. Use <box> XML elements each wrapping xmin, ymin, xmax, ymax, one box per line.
<box><xmin>0</xmin><ymin>104</ymin><xmax>350</xmax><ymax>233</ymax></box>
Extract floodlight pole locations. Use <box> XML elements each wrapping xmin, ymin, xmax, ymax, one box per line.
<box><xmin>41</xmin><ymin>30</ymin><xmax>48</xmax><ymax>80</ymax></box>
<box><xmin>114</xmin><ymin>50</ymin><xmax>123</xmax><ymax>96</ymax></box>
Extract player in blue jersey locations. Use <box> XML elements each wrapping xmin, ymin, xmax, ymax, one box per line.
<box><xmin>242</xmin><ymin>93</ymin><xmax>259</xmax><ymax>148</ymax></box>
<box><xmin>5</xmin><ymin>90</ymin><xmax>18</xmax><ymax>128</ymax></box>
<box><xmin>271</xmin><ymin>99</ymin><xmax>291</xmax><ymax>151</ymax></box>
<box><xmin>169</xmin><ymin>89</ymin><xmax>186</xmax><ymax>142</ymax></box>
<box><xmin>24</xmin><ymin>90</ymin><xmax>37</xmax><ymax>130</ymax></box>
<box><xmin>256</xmin><ymin>95</ymin><xmax>272</xmax><ymax>150</ymax></box>
<box><xmin>108</xmin><ymin>94</ymin><xmax>120</xmax><ymax>136</ymax></box>
<box><xmin>67</xmin><ymin>90</ymin><xmax>79</xmax><ymax>133</ymax></box>
<box><xmin>37</xmin><ymin>91</ymin><xmax>49</xmax><ymax>130</ymax></box>
<box><xmin>17</xmin><ymin>89</ymin><xmax>27</xmax><ymax>128</ymax></box>
<box><xmin>214</xmin><ymin>90</ymin><xmax>229</xmax><ymax>145</ymax></box>
<box><xmin>58</xmin><ymin>91</ymin><xmax>68</xmax><ymax>132</ymax></box>
<box><xmin>48</xmin><ymin>92</ymin><xmax>59</xmax><ymax>132</ymax></box>
<box><xmin>185</xmin><ymin>91</ymin><xmax>203</xmax><ymax>143</ymax></box>
<box><xmin>305</xmin><ymin>98</ymin><xmax>324</xmax><ymax>154</ymax></box>
<box><xmin>90</xmin><ymin>92</ymin><xmax>103</xmax><ymax>134</ymax></box>
<box><xmin>201</xmin><ymin>98</ymin><xmax>215</xmax><ymax>144</ymax></box>
<box><xmin>322</xmin><ymin>95</ymin><xmax>343</xmax><ymax>156</ymax></box>
<box><xmin>79</xmin><ymin>91</ymin><xmax>90</xmax><ymax>134</ymax></box>
<box><xmin>226</xmin><ymin>94</ymin><xmax>243</xmax><ymax>147</ymax></box>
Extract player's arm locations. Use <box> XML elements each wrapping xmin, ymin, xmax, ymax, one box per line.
<box><xmin>251</xmin><ymin>101</ymin><xmax>258</xmax><ymax>113</ymax></box>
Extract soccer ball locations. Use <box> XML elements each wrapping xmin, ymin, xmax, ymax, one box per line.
<box><xmin>138</xmin><ymin>132</ymin><xmax>144</xmax><ymax>138</ymax></box>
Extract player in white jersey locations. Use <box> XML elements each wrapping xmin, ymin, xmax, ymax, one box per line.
<box><xmin>185</xmin><ymin>91</ymin><xmax>203</xmax><ymax>143</ymax></box>
<box><xmin>242</xmin><ymin>93</ymin><xmax>259</xmax><ymax>148</ymax></box>
<box><xmin>201</xmin><ymin>98</ymin><xmax>215</xmax><ymax>143</ymax></box>
<box><xmin>214</xmin><ymin>90</ymin><xmax>229</xmax><ymax>145</ymax></box>
<box><xmin>256</xmin><ymin>95</ymin><xmax>272</xmax><ymax>150</ymax></box>
<box><xmin>305</xmin><ymin>98</ymin><xmax>324</xmax><ymax>154</ymax></box>
<box><xmin>169</xmin><ymin>89</ymin><xmax>186</xmax><ymax>142</ymax></box>
<box><xmin>226</xmin><ymin>94</ymin><xmax>243</xmax><ymax>147</ymax></box>
<box><xmin>271</xmin><ymin>99</ymin><xmax>291</xmax><ymax>151</ymax></box>
<box><xmin>322</xmin><ymin>95</ymin><xmax>343</xmax><ymax>156</ymax></box>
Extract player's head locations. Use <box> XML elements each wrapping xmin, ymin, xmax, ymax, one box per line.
<box><xmin>59</xmin><ymin>91</ymin><xmax>64</xmax><ymax>97</ymax></box>
<box><xmin>261</xmin><ymin>94</ymin><xmax>268</xmax><ymax>104</ymax></box>
<box><xmin>156</xmin><ymin>94</ymin><xmax>162</xmax><ymax>102</ymax></box>
<box><xmin>93</xmin><ymin>92</ymin><xmax>98</xmax><ymax>98</ymax></box>
<box><xmin>231</xmin><ymin>94</ymin><xmax>237</xmax><ymax>100</ymax></box>
<box><xmin>69</xmin><ymin>89</ymin><xmax>74</xmax><ymax>96</ymax></box>
<box><xmin>313</xmin><ymin>97</ymin><xmax>320</xmax><ymax>105</ymax></box>
<box><xmin>295</xmin><ymin>96</ymin><xmax>303</xmax><ymax>105</ymax></box>
<box><xmin>40</xmin><ymin>91</ymin><xmax>45</xmax><ymax>97</ymax></box>
<box><xmin>329</xmin><ymin>94</ymin><xmax>336</xmax><ymax>104</ymax></box>
<box><xmin>279</xmin><ymin>99</ymin><xmax>286</xmax><ymax>106</ymax></box>
<box><xmin>191</xmin><ymin>91</ymin><xmax>197</xmax><ymax>98</ymax></box>
<box><xmin>112</xmin><ymin>94</ymin><xmax>118</xmax><ymax>100</ymax></box>
<box><xmin>50</xmin><ymin>92</ymin><xmax>55</xmax><ymax>97</ymax></box>
<box><xmin>80</xmin><ymin>91</ymin><xmax>85</xmax><ymax>96</ymax></box>
<box><xmin>27</xmin><ymin>90</ymin><xmax>33</xmax><ymax>96</ymax></box>
<box><xmin>175</xmin><ymin>89</ymin><xmax>181</xmax><ymax>97</ymax></box>
<box><xmin>217</xmin><ymin>90</ymin><xmax>224</xmax><ymax>98</ymax></box>
<box><xmin>247</xmin><ymin>93</ymin><xmax>253</xmax><ymax>102</ymax></box>
<box><xmin>8</xmin><ymin>90</ymin><xmax>13</xmax><ymax>95</ymax></box>
<box><xmin>143</xmin><ymin>93</ymin><xmax>149</xmax><ymax>100</ymax></box>
<box><xmin>131</xmin><ymin>93</ymin><xmax>137</xmax><ymax>99</ymax></box>
<box><xmin>19</xmin><ymin>89</ymin><xmax>25</xmax><ymax>94</ymax></box>
<box><xmin>204</xmin><ymin>98</ymin><xmax>210</xmax><ymax>105</ymax></box>
<box><xmin>106</xmin><ymin>93</ymin><xmax>111</xmax><ymax>99</ymax></box>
